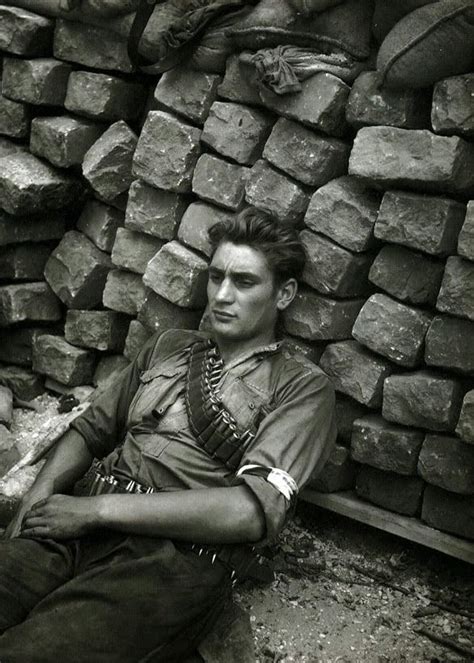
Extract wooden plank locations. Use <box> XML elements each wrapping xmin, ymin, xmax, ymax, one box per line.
<box><xmin>301</xmin><ymin>489</ymin><xmax>474</xmax><ymax>565</ymax></box>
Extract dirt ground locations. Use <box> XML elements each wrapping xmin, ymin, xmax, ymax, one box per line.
<box><xmin>5</xmin><ymin>395</ymin><xmax>474</xmax><ymax>663</ymax></box>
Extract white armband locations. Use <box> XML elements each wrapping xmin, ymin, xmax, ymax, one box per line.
<box><xmin>236</xmin><ymin>464</ymin><xmax>299</xmax><ymax>502</ymax></box>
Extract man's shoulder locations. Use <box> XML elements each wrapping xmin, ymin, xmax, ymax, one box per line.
<box><xmin>147</xmin><ymin>328</ymin><xmax>207</xmax><ymax>362</ymax></box>
<box><xmin>276</xmin><ymin>342</ymin><xmax>332</xmax><ymax>385</ymax></box>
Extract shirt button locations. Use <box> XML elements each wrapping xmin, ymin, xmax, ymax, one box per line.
<box><xmin>249</xmin><ymin>402</ymin><xmax>255</xmax><ymax>410</ymax></box>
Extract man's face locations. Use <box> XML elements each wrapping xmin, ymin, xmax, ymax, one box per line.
<box><xmin>207</xmin><ymin>241</ymin><xmax>289</xmax><ymax>346</ymax></box>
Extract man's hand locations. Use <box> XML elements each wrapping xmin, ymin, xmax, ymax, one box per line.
<box><xmin>19</xmin><ymin>495</ymin><xmax>97</xmax><ymax>540</ymax></box>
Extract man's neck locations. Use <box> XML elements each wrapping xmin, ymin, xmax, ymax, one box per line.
<box><xmin>214</xmin><ymin>332</ymin><xmax>277</xmax><ymax>366</ymax></box>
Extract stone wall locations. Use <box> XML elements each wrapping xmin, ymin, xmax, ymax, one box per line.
<box><xmin>0</xmin><ymin>4</ymin><xmax>473</xmax><ymax>542</ymax></box>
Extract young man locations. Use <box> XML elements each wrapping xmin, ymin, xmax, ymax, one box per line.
<box><xmin>0</xmin><ymin>207</ymin><xmax>336</xmax><ymax>662</ymax></box>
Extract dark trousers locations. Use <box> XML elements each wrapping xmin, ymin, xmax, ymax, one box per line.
<box><xmin>0</xmin><ymin>531</ymin><xmax>232</xmax><ymax>662</ymax></box>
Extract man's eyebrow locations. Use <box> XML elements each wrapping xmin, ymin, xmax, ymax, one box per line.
<box><xmin>208</xmin><ymin>266</ymin><xmax>260</xmax><ymax>279</ymax></box>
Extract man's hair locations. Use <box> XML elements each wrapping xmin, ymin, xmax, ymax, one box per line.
<box><xmin>208</xmin><ymin>207</ymin><xmax>306</xmax><ymax>284</ymax></box>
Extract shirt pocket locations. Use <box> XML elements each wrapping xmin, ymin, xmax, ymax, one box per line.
<box><xmin>219</xmin><ymin>376</ymin><xmax>272</xmax><ymax>432</ymax></box>
<box><xmin>127</xmin><ymin>363</ymin><xmax>187</xmax><ymax>427</ymax></box>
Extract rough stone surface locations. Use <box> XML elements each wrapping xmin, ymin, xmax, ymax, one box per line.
<box><xmin>125</xmin><ymin>180</ymin><xmax>186</xmax><ymax>241</ymax></box>
<box><xmin>123</xmin><ymin>319</ymin><xmax>152</xmax><ymax>361</ymax></box>
<box><xmin>0</xmin><ymin>93</ymin><xmax>30</xmax><ymax>139</ymax></box>
<box><xmin>178</xmin><ymin>202</ymin><xmax>233</xmax><ymax>258</ymax></box>
<box><xmin>259</xmin><ymin>73</ymin><xmax>349</xmax><ymax>137</ymax></box>
<box><xmin>103</xmin><ymin>268</ymin><xmax>147</xmax><ymax>316</ymax></box>
<box><xmin>0</xmin><ymin>386</ymin><xmax>13</xmax><ymax>429</ymax></box>
<box><xmin>30</xmin><ymin>116</ymin><xmax>104</xmax><ymax>168</ymax></box>
<box><xmin>77</xmin><ymin>200</ymin><xmax>124</xmax><ymax>253</ymax></box>
<box><xmin>349</xmin><ymin>127</ymin><xmax>474</xmax><ymax>196</ymax></box>
<box><xmin>436</xmin><ymin>256</ymin><xmax>474</xmax><ymax>321</ymax></box>
<box><xmin>202</xmin><ymin>101</ymin><xmax>273</xmax><ymax>165</ymax></box>
<box><xmin>245</xmin><ymin>160</ymin><xmax>309</xmax><ymax>225</ymax></box>
<box><xmin>217</xmin><ymin>55</ymin><xmax>263</xmax><ymax>106</ymax></box>
<box><xmin>418</xmin><ymin>434</ymin><xmax>474</xmax><ymax>495</ymax></box>
<box><xmin>346</xmin><ymin>71</ymin><xmax>430</xmax><ymax>130</ymax></box>
<box><xmin>0</xmin><ymin>282</ymin><xmax>61</xmax><ymax>327</ymax></box>
<box><xmin>133</xmin><ymin>111</ymin><xmax>202</xmax><ymax>193</ymax></box>
<box><xmin>369</xmin><ymin>245</ymin><xmax>445</xmax><ymax>307</ymax></box>
<box><xmin>155</xmin><ymin>67</ymin><xmax>221</xmax><ymax>124</ymax></box>
<box><xmin>54</xmin><ymin>19</ymin><xmax>133</xmax><ymax>73</ymax></box>
<box><xmin>304</xmin><ymin>176</ymin><xmax>381</xmax><ymax>253</ymax></box>
<box><xmin>0</xmin><ymin>138</ymin><xmax>27</xmax><ymax>159</ymax></box>
<box><xmin>0</xmin><ymin>327</ymin><xmax>59</xmax><ymax>367</ymax></box>
<box><xmin>458</xmin><ymin>201</ymin><xmax>474</xmax><ymax>261</ymax></box>
<box><xmin>65</xmin><ymin>310</ymin><xmax>130</xmax><ymax>352</ymax></box>
<box><xmin>300</xmin><ymin>230</ymin><xmax>373</xmax><ymax>298</ymax></box>
<box><xmin>0</xmin><ymin>152</ymin><xmax>79</xmax><ymax>216</ymax></box>
<box><xmin>138</xmin><ymin>289</ymin><xmax>201</xmax><ymax>333</ymax></box>
<box><xmin>0</xmin><ymin>210</ymin><xmax>65</xmax><ymax>246</ymax></box>
<box><xmin>382</xmin><ymin>371</ymin><xmax>464</xmax><ymax>433</ymax></box>
<box><xmin>111</xmin><ymin>228</ymin><xmax>163</xmax><ymax>275</ymax></box>
<box><xmin>352</xmin><ymin>294</ymin><xmax>432</xmax><ymax>368</ymax></box>
<box><xmin>93</xmin><ymin>354</ymin><xmax>130</xmax><ymax>390</ymax></box>
<box><xmin>456</xmin><ymin>391</ymin><xmax>474</xmax><ymax>445</ymax></box>
<box><xmin>319</xmin><ymin>340</ymin><xmax>393</xmax><ymax>408</ymax></box>
<box><xmin>431</xmin><ymin>74</ymin><xmax>474</xmax><ymax>139</ymax></box>
<box><xmin>283</xmin><ymin>290</ymin><xmax>364</xmax><ymax>342</ymax></box>
<box><xmin>65</xmin><ymin>71</ymin><xmax>147</xmax><ymax>122</ymax></box>
<box><xmin>334</xmin><ymin>395</ymin><xmax>369</xmax><ymax>446</ymax></box>
<box><xmin>308</xmin><ymin>444</ymin><xmax>357</xmax><ymax>493</ymax></box>
<box><xmin>425</xmin><ymin>315</ymin><xmax>474</xmax><ymax>375</ymax></box>
<box><xmin>0</xmin><ymin>243</ymin><xmax>52</xmax><ymax>280</ymax></box>
<box><xmin>33</xmin><ymin>334</ymin><xmax>96</xmax><ymax>387</ymax></box>
<box><xmin>0</xmin><ymin>365</ymin><xmax>44</xmax><ymax>401</ymax></box>
<box><xmin>374</xmin><ymin>191</ymin><xmax>466</xmax><ymax>257</ymax></box>
<box><xmin>356</xmin><ymin>466</ymin><xmax>424</xmax><ymax>517</ymax></box>
<box><xmin>192</xmin><ymin>154</ymin><xmax>248</xmax><ymax>211</ymax></box>
<box><xmin>82</xmin><ymin>121</ymin><xmax>137</xmax><ymax>202</ymax></box>
<box><xmin>44</xmin><ymin>230</ymin><xmax>112</xmax><ymax>309</ymax></box>
<box><xmin>2</xmin><ymin>57</ymin><xmax>71</xmax><ymax>107</ymax></box>
<box><xmin>351</xmin><ymin>414</ymin><xmax>424</xmax><ymax>476</ymax></box>
<box><xmin>422</xmin><ymin>485</ymin><xmax>474</xmax><ymax>540</ymax></box>
<box><xmin>143</xmin><ymin>241</ymin><xmax>208</xmax><ymax>309</ymax></box>
<box><xmin>0</xmin><ymin>6</ymin><xmax>53</xmax><ymax>57</ymax></box>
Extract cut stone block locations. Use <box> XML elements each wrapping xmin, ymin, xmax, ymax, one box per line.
<box><xmin>369</xmin><ymin>245</ymin><xmax>444</xmax><ymax>307</ymax></box>
<box><xmin>33</xmin><ymin>334</ymin><xmax>96</xmax><ymax>387</ymax></box>
<box><xmin>245</xmin><ymin>160</ymin><xmax>309</xmax><ymax>225</ymax></box>
<box><xmin>143</xmin><ymin>241</ymin><xmax>208</xmax><ymax>309</ymax></box>
<box><xmin>436</xmin><ymin>256</ymin><xmax>474</xmax><ymax>321</ymax></box>
<box><xmin>418</xmin><ymin>434</ymin><xmax>474</xmax><ymax>495</ymax></box>
<box><xmin>0</xmin><ymin>6</ymin><xmax>53</xmax><ymax>57</ymax></box>
<box><xmin>319</xmin><ymin>340</ymin><xmax>393</xmax><ymax>408</ymax></box>
<box><xmin>425</xmin><ymin>315</ymin><xmax>474</xmax><ymax>375</ymax></box>
<box><xmin>178</xmin><ymin>202</ymin><xmax>233</xmax><ymax>259</ymax></box>
<box><xmin>356</xmin><ymin>466</ymin><xmax>424</xmax><ymax>517</ymax></box>
<box><xmin>0</xmin><ymin>385</ymin><xmax>13</xmax><ymax>428</ymax></box>
<box><xmin>0</xmin><ymin>210</ymin><xmax>65</xmax><ymax>246</ymax></box>
<box><xmin>0</xmin><ymin>365</ymin><xmax>44</xmax><ymax>401</ymax></box>
<box><xmin>263</xmin><ymin>119</ymin><xmax>350</xmax><ymax>187</ymax></box>
<box><xmin>102</xmin><ymin>268</ymin><xmax>147</xmax><ymax>316</ymax></box>
<box><xmin>0</xmin><ymin>326</ymin><xmax>59</xmax><ymax>367</ymax></box>
<box><xmin>44</xmin><ymin>230</ymin><xmax>112</xmax><ymax>309</ymax></box>
<box><xmin>334</xmin><ymin>394</ymin><xmax>369</xmax><ymax>446</ymax></box>
<box><xmin>202</xmin><ymin>101</ymin><xmax>273</xmax><ymax>165</ymax></box>
<box><xmin>308</xmin><ymin>444</ymin><xmax>357</xmax><ymax>493</ymax></box>
<box><xmin>351</xmin><ymin>414</ymin><xmax>424</xmax><ymax>476</ymax></box>
<box><xmin>2</xmin><ymin>57</ymin><xmax>71</xmax><ymax>106</ymax></box>
<box><xmin>0</xmin><ymin>137</ymin><xmax>27</xmax><ymax>159</ymax></box>
<box><xmin>154</xmin><ymin>67</ymin><xmax>221</xmax><ymax>124</ymax></box>
<box><xmin>422</xmin><ymin>485</ymin><xmax>474</xmax><ymax>541</ymax></box>
<box><xmin>54</xmin><ymin>19</ymin><xmax>133</xmax><ymax>73</ymax></box>
<box><xmin>30</xmin><ymin>116</ymin><xmax>104</xmax><ymax>168</ymax></box>
<box><xmin>123</xmin><ymin>319</ymin><xmax>152</xmax><ymax>361</ymax></box>
<box><xmin>349</xmin><ymin>127</ymin><xmax>474</xmax><ymax>197</ymax></box>
<box><xmin>111</xmin><ymin>228</ymin><xmax>163</xmax><ymax>275</ymax></box>
<box><xmin>93</xmin><ymin>354</ymin><xmax>130</xmax><ymax>391</ymax></box>
<box><xmin>217</xmin><ymin>55</ymin><xmax>263</xmax><ymax>106</ymax></box>
<box><xmin>300</xmin><ymin>230</ymin><xmax>372</xmax><ymax>298</ymax></box>
<box><xmin>125</xmin><ymin>180</ymin><xmax>186</xmax><ymax>241</ymax></box>
<box><xmin>282</xmin><ymin>336</ymin><xmax>324</xmax><ymax>366</ymax></box>
<box><xmin>259</xmin><ymin>73</ymin><xmax>349</xmax><ymax>137</ymax></box>
<box><xmin>0</xmin><ymin>282</ymin><xmax>61</xmax><ymax>327</ymax></box>
<box><xmin>0</xmin><ymin>152</ymin><xmax>79</xmax><ymax>216</ymax></box>
<box><xmin>133</xmin><ymin>111</ymin><xmax>202</xmax><ymax>193</ymax></box>
<box><xmin>458</xmin><ymin>201</ymin><xmax>474</xmax><ymax>261</ymax></box>
<box><xmin>374</xmin><ymin>190</ymin><xmax>466</xmax><ymax>257</ymax></box>
<box><xmin>283</xmin><ymin>290</ymin><xmax>364</xmax><ymax>342</ymax></box>
<box><xmin>431</xmin><ymin>74</ymin><xmax>474</xmax><ymax>139</ymax></box>
<box><xmin>382</xmin><ymin>371</ymin><xmax>464</xmax><ymax>433</ymax></box>
<box><xmin>65</xmin><ymin>310</ymin><xmax>130</xmax><ymax>352</ymax></box>
<box><xmin>138</xmin><ymin>289</ymin><xmax>201</xmax><ymax>334</ymax></box>
<box><xmin>77</xmin><ymin>200</ymin><xmax>124</xmax><ymax>253</ymax></box>
<box><xmin>346</xmin><ymin>71</ymin><xmax>430</xmax><ymax>130</ymax></box>
<box><xmin>65</xmin><ymin>71</ymin><xmax>147</xmax><ymax>122</ymax></box>
<box><xmin>0</xmin><ymin>243</ymin><xmax>52</xmax><ymax>280</ymax></box>
<box><xmin>82</xmin><ymin>121</ymin><xmax>137</xmax><ymax>202</ymax></box>
<box><xmin>352</xmin><ymin>293</ymin><xmax>432</xmax><ymax>368</ymax></box>
<box><xmin>192</xmin><ymin>155</ymin><xmax>248</xmax><ymax>211</ymax></box>
<box><xmin>0</xmin><ymin>93</ymin><xmax>30</xmax><ymax>139</ymax></box>
<box><xmin>304</xmin><ymin>176</ymin><xmax>381</xmax><ymax>253</ymax></box>
<box><xmin>456</xmin><ymin>391</ymin><xmax>474</xmax><ymax>445</ymax></box>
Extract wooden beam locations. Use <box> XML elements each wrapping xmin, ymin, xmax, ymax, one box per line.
<box><xmin>301</xmin><ymin>489</ymin><xmax>474</xmax><ymax>565</ymax></box>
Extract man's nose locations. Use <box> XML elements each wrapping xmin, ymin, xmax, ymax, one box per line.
<box><xmin>215</xmin><ymin>278</ymin><xmax>234</xmax><ymax>302</ymax></box>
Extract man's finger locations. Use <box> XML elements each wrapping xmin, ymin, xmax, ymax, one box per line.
<box><xmin>18</xmin><ymin>526</ymin><xmax>50</xmax><ymax>539</ymax></box>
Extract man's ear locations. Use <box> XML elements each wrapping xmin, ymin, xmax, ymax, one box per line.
<box><xmin>276</xmin><ymin>278</ymin><xmax>298</xmax><ymax>311</ymax></box>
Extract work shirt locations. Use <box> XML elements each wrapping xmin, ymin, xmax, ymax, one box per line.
<box><xmin>71</xmin><ymin>329</ymin><xmax>337</xmax><ymax>543</ymax></box>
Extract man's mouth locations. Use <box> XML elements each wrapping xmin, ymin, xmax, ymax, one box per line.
<box><xmin>212</xmin><ymin>310</ymin><xmax>235</xmax><ymax>320</ymax></box>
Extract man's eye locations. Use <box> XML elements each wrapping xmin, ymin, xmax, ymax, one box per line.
<box><xmin>209</xmin><ymin>273</ymin><xmax>222</xmax><ymax>283</ymax></box>
<box><xmin>236</xmin><ymin>279</ymin><xmax>254</xmax><ymax>288</ymax></box>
